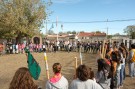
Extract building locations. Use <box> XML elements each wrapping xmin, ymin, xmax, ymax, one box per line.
<box><xmin>46</xmin><ymin>34</ymin><xmax>69</xmax><ymax>41</ymax></box>
<box><xmin>76</xmin><ymin>32</ymin><xmax>106</xmax><ymax>42</ymax></box>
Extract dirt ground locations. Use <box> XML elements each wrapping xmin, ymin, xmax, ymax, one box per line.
<box><xmin>0</xmin><ymin>51</ymin><xmax>135</xmax><ymax>89</ymax></box>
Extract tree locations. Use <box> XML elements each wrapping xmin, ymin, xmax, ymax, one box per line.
<box><xmin>124</xmin><ymin>25</ymin><xmax>135</xmax><ymax>39</ymax></box>
<box><xmin>67</xmin><ymin>31</ymin><xmax>71</xmax><ymax>34</ymax></box>
<box><xmin>59</xmin><ymin>31</ymin><xmax>64</xmax><ymax>34</ymax></box>
<box><xmin>72</xmin><ymin>30</ymin><xmax>76</xmax><ymax>34</ymax></box>
<box><xmin>114</xmin><ymin>33</ymin><xmax>120</xmax><ymax>36</ymax></box>
<box><xmin>80</xmin><ymin>31</ymin><xmax>84</xmax><ymax>33</ymax></box>
<box><xmin>0</xmin><ymin>0</ymin><xmax>49</xmax><ymax>43</ymax></box>
<box><xmin>48</xmin><ymin>29</ymin><xmax>54</xmax><ymax>35</ymax></box>
<box><xmin>95</xmin><ymin>31</ymin><xmax>101</xmax><ymax>33</ymax></box>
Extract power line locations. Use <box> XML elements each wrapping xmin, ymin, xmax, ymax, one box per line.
<box><xmin>49</xmin><ymin>19</ymin><xmax>135</xmax><ymax>24</ymax></box>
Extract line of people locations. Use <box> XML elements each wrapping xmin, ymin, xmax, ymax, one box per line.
<box><xmin>4</xmin><ymin>40</ymin><xmax>101</xmax><ymax>54</ymax></box>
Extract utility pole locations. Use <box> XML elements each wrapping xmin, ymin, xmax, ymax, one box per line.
<box><xmin>106</xmin><ymin>19</ymin><xmax>108</xmax><ymax>39</ymax></box>
<box><xmin>56</xmin><ymin>16</ymin><xmax>58</xmax><ymax>42</ymax></box>
<box><xmin>46</xmin><ymin>20</ymin><xmax>48</xmax><ymax>35</ymax></box>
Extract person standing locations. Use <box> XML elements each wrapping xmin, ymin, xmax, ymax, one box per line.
<box><xmin>70</xmin><ymin>65</ymin><xmax>102</xmax><ymax>89</ymax></box>
<box><xmin>46</xmin><ymin>63</ymin><xmax>68</xmax><ymax>89</ymax></box>
<box><xmin>128</xmin><ymin>43</ymin><xmax>135</xmax><ymax>78</ymax></box>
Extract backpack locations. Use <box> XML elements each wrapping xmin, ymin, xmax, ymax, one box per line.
<box><xmin>131</xmin><ymin>49</ymin><xmax>135</xmax><ymax>62</ymax></box>
<box><xmin>25</xmin><ymin>48</ymin><xmax>41</xmax><ymax>80</ymax></box>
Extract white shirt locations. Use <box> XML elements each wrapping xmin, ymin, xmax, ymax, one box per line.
<box><xmin>70</xmin><ymin>79</ymin><xmax>103</xmax><ymax>89</ymax></box>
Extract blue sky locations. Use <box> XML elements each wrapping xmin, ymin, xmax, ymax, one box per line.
<box><xmin>41</xmin><ymin>0</ymin><xmax>135</xmax><ymax>35</ymax></box>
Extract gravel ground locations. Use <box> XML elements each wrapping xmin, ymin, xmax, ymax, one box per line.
<box><xmin>0</xmin><ymin>51</ymin><xmax>135</xmax><ymax>89</ymax></box>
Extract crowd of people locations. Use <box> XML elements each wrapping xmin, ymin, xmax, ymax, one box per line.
<box><xmin>1</xmin><ymin>40</ymin><xmax>101</xmax><ymax>55</ymax></box>
<box><xmin>8</xmin><ymin>41</ymin><xmax>135</xmax><ymax>89</ymax></box>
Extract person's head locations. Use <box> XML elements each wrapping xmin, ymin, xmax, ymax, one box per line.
<box><xmin>131</xmin><ymin>43</ymin><xmax>135</xmax><ymax>49</ymax></box>
<box><xmin>120</xmin><ymin>43</ymin><xmax>125</xmax><ymax>47</ymax></box>
<box><xmin>111</xmin><ymin>50</ymin><xmax>121</xmax><ymax>64</ymax></box>
<box><xmin>97</xmin><ymin>58</ymin><xmax>110</xmax><ymax>72</ymax></box>
<box><xmin>9</xmin><ymin>67</ymin><xmax>37</xmax><ymax>89</ymax></box>
<box><xmin>52</xmin><ymin>63</ymin><xmax>62</xmax><ymax>74</ymax></box>
<box><xmin>76</xmin><ymin>65</ymin><xmax>90</xmax><ymax>81</ymax></box>
<box><xmin>119</xmin><ymin>47</ymin><xmax>126</xmax><ymax>58</ymax></box>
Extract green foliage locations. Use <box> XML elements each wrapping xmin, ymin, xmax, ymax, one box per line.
<box><xmin>114</xmin><ymin>33</ymin><xmax>120</xmax><ymax>36</ymax></box>
<box><xmin>72</xmin><ymin>30</ymin><xmax>76</xmax><ymax>34</ymax></box>
<box><xmin>95</xmin><ymin>31</ymin><xmax>101</xmax><ymax>33</ymax></box>
<box><xmin>67</xmin><ymin>31</ymin><xmax>71</xmax><ymax>34</ymax></box>
<box><xmin>0</xmin><ymin>0</ymin><xmax>48</xmax><ymax>41</ymax></box>
<box><xmin>48</xmin><ymin>29</ymin><xmax>54</xmax><ymax>35</ymax></box>
<box><xmin>59</xmin><ymin>31</ymin><xmax>64</xmax><ymax>34</ymax></box>
<box><xmin>80</xmin><ymin>31</ymin><xmax>84</xmax><ymax>33</ymax></box>
<box><xmin>124</xmin><ymin>25</ymin><xmax>135</xmax><ymax>39</ymax></box>
<box><xmin>107</xmin><ymin>35</ymin><xmax>112</xmax><ymax>39</ymax></box>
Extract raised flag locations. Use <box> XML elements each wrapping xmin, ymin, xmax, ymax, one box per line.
<box><xmin>25</xmin><ymin>48</ymin><xmax>41</xmax><ymax>80</ymax></box>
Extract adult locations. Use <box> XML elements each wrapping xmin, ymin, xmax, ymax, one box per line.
<box><xmin>46</xmin><ymin>63</ymin><xmax>68</xmax><ymax>89</ymax></box>
<box><xmin>70</xmin><ymin>65</ymin><xmax>102</xmax><ymax>89</ymax></box>
<box><xmin>128</xmin><ymin>43</ymin><xmax>135</xmax><ymax>77</ymax></box>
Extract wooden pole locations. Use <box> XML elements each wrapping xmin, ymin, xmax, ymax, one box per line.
<box><xmin>44</xmin><ymin>53</ymin><xmax>50</xmax><ymax>80</ymax></box>
<box><xmin>101</xmin><ymin>40</ymin><xmax>105</xmax><ymax>58</ymax></box>
<box><xmin>75</xmin><ymin>57</ymin><xmax>78</xmax><ymax>69</ymax></box>
<box><xmin>80</xmin><ymin>57</ymin><xmax>82</xmax><ymax>65</ymax></box>
<box><xmin>103</xmin><ymin>43</ymin><xmax>107</xmax><ymax>58</ymax></box>
<box><xmin>80</xmin><ymin>45</ymin><xmax>82</xmax><ymax>65</ymax></box>
<box><xmin>100</xmin><ymin>44</ymin><xmax>102</xmax><ymax>54</ymax></box>
<box><xmin>74</xmin><ymin>57</ymin><xmax>78</xmax><ymax>79</ymax></box>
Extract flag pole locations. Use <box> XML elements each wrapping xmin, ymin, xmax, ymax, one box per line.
<box><xmin>75</xmin><ymin>57</ymin><xmax>78</xmax><ymax>69</ymax></box>
<box><xmin>80</xmin><ymin>46</ymin><xmax>82</xmax><ymax>65</ymax></box>
<box><xmin>74</xmin><ymin>57</ymin><xmax>78</xmax><ymax>79</ymax></box>
<box><xmin>44</xmin><ymin>53</ymin><xmax>50</xmax><ymax>80</ymax></box>
<box><xmin>102</xmin><ymin>40</ymin><xmax>105</xmax><ymax>58</ymax></box>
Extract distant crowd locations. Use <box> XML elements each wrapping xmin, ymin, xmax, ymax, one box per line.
<box><xmin>1</xmin><ymin>40</ymin><xmax>103</xmax><ymax>54</ymax></box>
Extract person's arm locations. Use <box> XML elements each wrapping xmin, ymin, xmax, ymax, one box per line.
<box><xmin>127</xmin><ymin>51</ymin><xmax>134</xmax><ymax>61</ymax></box>
<box><xmin>112</xmin><ymin>62</ymin><xmax>117</xmax><ymax>76</ymax></box>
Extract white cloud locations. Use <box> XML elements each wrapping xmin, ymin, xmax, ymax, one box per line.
<box><xmin>51</xmin><ymin>0</ymin><xmax>83</xmax><ymax>4</ymax></box>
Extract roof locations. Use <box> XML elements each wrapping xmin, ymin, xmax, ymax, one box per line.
<box><xmin>78</xmin><ymin>32</ymin><xmax>106</xmax><ymax>37</ymax></box>
<box><xmin>47</xmin><ymin>34</ymin><xmax>68</xmax><ymax>38</ymax></box>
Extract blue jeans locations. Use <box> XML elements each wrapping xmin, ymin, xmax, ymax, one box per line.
<box><xmin>128</xmin><ymin>62</ymin><xmax>135</xmax><ymax>77</ymax></box>
<box><xmin>115</xmin><ymin>70</ymin><xmax>120</xmax><ymax>88</ymax></box>
<box><xmin>120</xmin><ymin>64</ymin><xmax>125</xmax><ymax>85</ymax></box>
